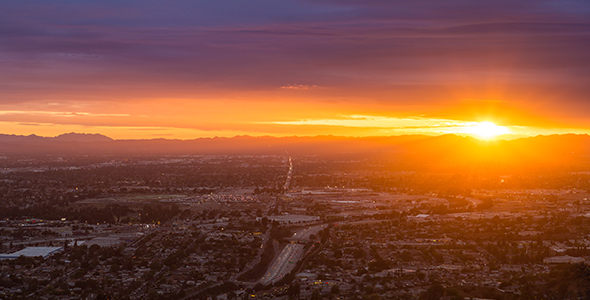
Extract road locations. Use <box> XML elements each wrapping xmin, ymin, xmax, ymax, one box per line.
<box><xmin>259</xmin><ymin>224</ymin><xmax>326</xmax><ymax>285</ymax></box>
<box><xmin>283</xmin><ymin>156</ymin><xmax>293</xmax><ymax>191</ymax></box>
<box><xmin>260</xmin><ymin>243</ymin><xmax>304</xmax><ymax>285</ymax></box>
<box><xmin>27</xmin><ymin>267</ymin><xmax>80</xmax><ymax>298</ymax></box>
<box><xmin>291</xmin><ymin>225</ymin><xmax>325</xmax><ymax>240</ymax></box>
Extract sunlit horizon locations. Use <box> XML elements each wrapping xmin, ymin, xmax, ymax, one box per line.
<box><xmin>3</xmin><ymin>115</ymin><xmax>590</xmax><ymax>141</ymax></box>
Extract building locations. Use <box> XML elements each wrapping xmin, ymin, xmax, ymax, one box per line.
<box><xmin>0</xmin><ymin>246</ymin><xmax>63</xmax><ymax>259</ymax></box>
<box><xmin>543</xmin><ymin>255</ymin><xmax>585</xmax><ymax>264</ymax></box>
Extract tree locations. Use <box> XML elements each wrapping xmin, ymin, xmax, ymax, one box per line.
<box><xmin>400</xmin><ymin>250</ymin><xmax>412</xmax><ymax>261</ymax></box>
<box><xmin>311</xmin><ymin>288</ymin><xmax>322</xmax><ymax>300</ymax></box>
<box><xmin>287</xmin><ymin>283</ymin><xmax>301</xmax><ymax>298</ymax></box>
<box><xmin>421</xmin><ymin>284</ymin><xmax>444</xmax><ymax>300</ymax></box>
<box><xmin>227</xmin><ymin>291</ymin><xmax>237</xmax><ymax>300</ymax></box>
<box><xmin>253</xmin><ymin>283</ymin><xmax>265</xmax><ymax>292</ymax></box>
<box><xmin>353</xmin><ymin>248</ymin><xmax>366</xmax><ymax>259</ymax></box>
<box><xmin>477</xmin><ymin>198</ymin><xmax>494</xmax><ymax>210</ymax></box>
<box><xmin>330</xmin><ymin>284</ymin><xmax>340</xmax><ymax>295</ymax></box>
<box><xmin>416</xmin><ymin>271</ymin><xmax>426</xmax><ymax>280</ymax></box>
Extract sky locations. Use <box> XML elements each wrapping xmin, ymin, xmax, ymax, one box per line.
<box><xmin>1</xmin><ymin>0</ymin><xmax>590</xmax><ymax>140</ymax></box>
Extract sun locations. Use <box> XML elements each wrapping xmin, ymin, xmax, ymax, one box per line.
<box><xmin>466</xmin><ymin>121</ymin><xmax>510</xmax><ymax>139</ymax></box>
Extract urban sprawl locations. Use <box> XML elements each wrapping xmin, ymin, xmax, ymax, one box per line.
<box><xmin>1</xmin><ymin>155</ymin><xmax>590</xmax><ymax>299</ymax></box>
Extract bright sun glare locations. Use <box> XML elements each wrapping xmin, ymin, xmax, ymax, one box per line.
<box><xmin>467</xmin><ymin>121</ymin><xmax>510</xmax><ymax>139</ymax></box>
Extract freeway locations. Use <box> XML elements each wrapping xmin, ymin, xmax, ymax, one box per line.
<box><xmin>259</xmin><ymin>224</ymin><xmax>326</xmax><ymax>285</ymax></box>
<box><xmin>260</xmin><ymin>243</ymin><xmax>304</xmax><ymax>285</ymax></box>
<box><xmin>291</xmin><ymin>225</ymin><xmax>325</xmax><ymax>240</ymax></box>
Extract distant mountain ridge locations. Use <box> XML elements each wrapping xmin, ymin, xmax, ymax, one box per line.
<box><xmin>53</xmin><ymin>132</ymin><xmax>113</xmax><ymax>142</ymax></box>
<box><xmin>0</xmin><ymin>132</ymin><xmax>113</xmax><ymax>142</ymax></box>
<box><xmin>1</xmin><ymin>133</ymin><xmax>590</xmax><ymax>171</ymax></box>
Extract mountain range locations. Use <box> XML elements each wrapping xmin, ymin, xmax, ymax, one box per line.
<box><xmin>1</xmin><ymin>133</ymin><xmax>590</xmax><ymax>171</ymax></box>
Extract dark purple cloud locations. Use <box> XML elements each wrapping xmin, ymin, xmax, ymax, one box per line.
<box><xmin>1</xmin><ymin>0</ymin><xmax>589</xmax><ymax>122</ymax></box>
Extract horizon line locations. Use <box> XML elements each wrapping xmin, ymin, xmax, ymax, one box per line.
<box><xmin>2</xmin><ymin>131</ymin><xmax>590</xmax><ymax>142</ymax></box>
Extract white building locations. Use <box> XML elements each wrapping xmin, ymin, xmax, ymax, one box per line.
<box><xmin>0</xmin><ymin>246</ymin><xmax>63</xmax><ymax>259</ymax></box>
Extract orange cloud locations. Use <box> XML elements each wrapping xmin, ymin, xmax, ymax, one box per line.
<box><xmin>280</xmin><ymin>84</ymin><xmax>319</xmax><ymax>90</ymax></box>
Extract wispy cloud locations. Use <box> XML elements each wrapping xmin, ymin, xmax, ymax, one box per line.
<box><xmin>0</xmin><ymin>111</ymin><xmax>130</xmax><ymax>118</ymax></box>
<box><xmin>269</xmin><ymin>115</ymin><xmax>471</xmax><ymax>129</ymax></box>
<box><xmin>17</xmin><ymin>122</ymin><xmax>42</xmax><ymax>126</ymax></box>
<box><xmin>280</xmin><ymin>84</ymin><xmax>319</xmax><ymax>90</ymax></box>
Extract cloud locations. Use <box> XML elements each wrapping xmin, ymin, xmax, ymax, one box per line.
<box><xmin>0</xmin><ymin>111</ymin><xmax>130</xmax><ymax>118</ymax></box>
<box><xmin>267</xmin><ymin>115</ymin><xmax>472</xmax><ymax>129</ymax></box>
<box><xmin>57</xmin><ymin>53</ymin><xmax>101</xmax><ymax>59</ymax></box>
<box><xmin>280</xmin><ymin>84</ymin><xmax>319</xmax><ymax>90</ymax></box>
